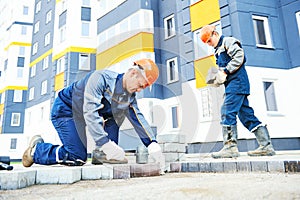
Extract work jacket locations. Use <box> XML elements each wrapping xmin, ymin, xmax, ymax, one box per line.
<box><xmin>214</xmin><ymin>35</ymin><xmax>250</xmax><ymax>95</ymax></box>
<box><xmin>51</xmin><ymin>70</ymin><xmax>156</xmax><ymax>147</ymax></box>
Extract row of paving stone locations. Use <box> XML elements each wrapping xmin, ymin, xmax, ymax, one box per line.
<box><xmin>169</xmin><ymin>160</ymin><xmax>300</xmax><ymax>173</ymax></box>
<box><xmin>0</xmin><ymin>163</ymin><xmax>161</xmax><ymax>190</ymax></box>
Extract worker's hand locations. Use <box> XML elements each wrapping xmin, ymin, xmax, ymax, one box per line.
<box><xmin>100</xmin><ymin>141</ymin><xmax>125</xmax><ymax>160</ymax></box>
<box><xmin>148</xmin><ymin>142</ymin><xmax>166</xmax><ymax>175</ymax></box>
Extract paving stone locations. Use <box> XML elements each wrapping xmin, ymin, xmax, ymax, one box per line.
<box><xmin>210</xmin><ymin>162</ymin><xmax>223</xmax><ymax>172</ymax></box>
<box><xmin>164</xmin><ymin>153</ymin><xmax>186</xmax><ymax>162</ymax></box>
<box><xmin>181</xmin><ymin>163</ymin><xmax>188</xmax><ymax>172</ymax></box>
<box><xmin>162</xmin><ymin>143</ymin><xmax>186</xmax><ymax>153</ymax></box>
<box><xmin>199</xmin><ymin>162</ymin><xmax>211</xmax><ymax>172</ymax></box>
<box><xmin>188</xmin><ymin>162</ymin><xmax>199</xmax><ymax>172</ymax></box>
<box><xmin>100</xmin><ymin>165</ymin><xmax>114</xmax><ymax>179</ymax></box>
<box><xmin>223</xmin><ymin>162</ymin><xmax>237</xmax><ymax>173</ymax></box>
<box><xmin>267</xmin><ymin>161</ymin><xmax>285</xmax><ymax>173</ymax></box>
<box><xmin>81</xmin><ymin>165</ymin><xmax>103</xmax><ymax>180</ymax></box>
<box><xmin>237</xmin><ymin>161</ymin><xmax>251</xmax><ymax>172</ymax></box>
<box><xmin>113</xmin><ymin>165</ymin><xmax>130</xmax><ymax>179</ymax></box>
<box><xmin>0</xmin><ymin>169</ymin><xmax>36</xmax><ymax>190</ymax></box>
<box><xmin>251</xmin><ymin>161</ymin><xmax>268</xmax><ymax>172</ymax></box>
<box><xmin>36</xmin><ymin>166</ymin><xmax>81</xmax><ymax>184</ymax></box>
<box><xmin>169</xmin><ymin>162</ymin><xmax>181</xmax><ymax>172</ymax></box>
<box><xmin>286</xmin><ymin>161</ymin><xmax>298</xmax><ymax>173</ymax></box>
<box><xmin>157</xmin><ymin>134</ymin><xmax>185</xmax><ymax>144</ymax></box>
<box><xmin>130</xmin><ymin>163</ymin><xmax>160</xmax><ymax>177</ymax></box>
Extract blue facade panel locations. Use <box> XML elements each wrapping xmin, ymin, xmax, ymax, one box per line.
<box><xmin>2</xmin><ymin>90</ymin><xmax>26</xmax><ymax>133</ymax></box>
<box><xmin>30</xmin><ymin>0</ymin><xmax>55</xmax><ymax>62</ymax></box>
<box><xmin>280</xmin><ymin>0</ymin><xmax>300</xmax><ymax>68</ymax></box>
<box><xmin>219</xmin><ymin>0</ymin><xmax>296</xmax><ymax>69</ymax></box>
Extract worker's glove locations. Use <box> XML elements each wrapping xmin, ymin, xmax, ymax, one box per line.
<box><xmin>206</xmin><ymin>67</ymin><xmax>227</xmax><ymax>87</ymax></box>
<box><xmin>214</xmin><ymin>70</ymin><xmax>227</xmax><ymax>85</ymax></box>
<box><xmin>148</xmin><ymin>142</ymin><xmax>166</xmax><ymax>175</ymax></box>
<box><xmin>100</xmin><ymin>141</ymin><xmax>125</xmax><ymax>160</ymax></box>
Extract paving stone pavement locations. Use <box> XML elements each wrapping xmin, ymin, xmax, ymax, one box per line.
<box><xmin>0</xmin><ymin>150</ymin><xmax>299</xmax><ymax>190</ymax></box>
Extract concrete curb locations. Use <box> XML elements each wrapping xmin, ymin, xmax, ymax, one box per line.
<box><xmin>0</xmin><ymin>163</ymin><xmax>160</xmax><ymax>190</ymax></box>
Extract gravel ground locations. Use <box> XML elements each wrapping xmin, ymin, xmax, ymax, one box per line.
<box><xmin>1</xmin><ymin>172</ymin><xmax>300</xmax><ymax>200</ymax></box>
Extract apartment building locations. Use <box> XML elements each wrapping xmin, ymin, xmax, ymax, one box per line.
<box><xmin>1</xmin><ymin>0</ymin><xmax>299</xmax><ymax>159</ymax></box>
<box><xmin>0</xmin><ymin>0</ymin><xmax>34</xmax><ymax>158</ymax></box>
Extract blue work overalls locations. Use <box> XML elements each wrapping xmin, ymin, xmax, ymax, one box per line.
<box><xmin>215</xmin><ymin>36</ymin><xmax>262</xmax><ymax>131</ymax></box>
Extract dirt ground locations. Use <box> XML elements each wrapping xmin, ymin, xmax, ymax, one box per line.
<box><xmin>1</xmin><ymin>172</ymin><xmax>300</xmax><ymax>200</ymax></box>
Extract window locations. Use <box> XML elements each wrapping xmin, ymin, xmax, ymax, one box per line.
<box><xmin>23</xmin><ymin>6</ymin><xmax>29</xmax><ymax>15</ymax></box>
<box><xmin>11</xmin><ymin>113</ymin><xmax>21</xmax><ymax>126</ymax></box>
<box><xmin>171</xmin><ymin>106</ymin><xmax>179</xmax><ymax>129</ymax></box>
<box><xmin>60</xmin><ymin>25</ymin><xmax>66</xmax><ymax>43</ymax></box>
<box><xmin>43</xmin><ymin>56</ymin><xmax>49</xmax><ymax>70</ymax></box>
<box><xmin>10</xmin><ymin>138</ymin><xmax>17</xmax><ymax>150</ymax></box>
<box><xmin>41</xmin><ymin>80</ymin><xmax>48</xmax><ymax>95</ymax></box>
<box><xmin>17</xmin><ymin>57</ymin><xmax>25</xmax><ymax>67</ymax></box>
<box><xmin>194</xmin><ymin>21</ymin><xmax>222</xmax><ymax>60</ymax></box>
<box><xmin>164</xmin><ymin>14</ymin><xmax>175</xmax><ymax>39</ymax></box>
<box><xmin>21</xmin><ymin>26</ymin><xmax>27</xmax><ymax>35</ymax></box>
<box><xmin>166</xmin><ymin>57</ymin><xmax>179</xmax><ymax>83</ymax></box>
<box><xmin>79</xmin><ymin>53</ymin><xmax>90</xmax><ymax>70</ymax></box>
<box><xmin>29</xmin><ymin>87</ymin><xmax>35</xmax><ymax>101</ymax></box>
<box><xmin>263</xmin><ymin>81</ymin><xmax>278</xmax><ymax>111</ymax></box>
<box><xmin>296</xmin><ymin>11</ymin><xmax>300</xmax><ymax>37</ymax></box>
<box><xmin>81</xmin><ymin>22</ymin><xmax>90</xmax><ymax>37</ymax></box>
<box><xmin>201</xmin><ymin>88</ymin><xmax>212</xmax><ymax>118</ymax></box>
<box><xmin>252</xmin><ymin>15</ymin><xmax>273</xmax><ymax>48</ymax></box>
<box><xmin>46</xmin><ymin>10</ymin><xmax>52</xmax><ymax>24</ymax></box>
<box><xmin>13</xmin><ymin>90</ymin><xmax>23</xmax><ymax>102</ymax></box>
<box><xmin>57</xmin><ymin>56</ymin><xmax>65</xmax><ymax>74</ymax></box>
<box><xmin>81</xmin><ymin>7</ymin><xmax>91</xmax><ymax>21</ymax></box>
<box><xmin>44</xmin><ymin>32</ymin><xmax>51</xmax><ymax>46</ymax></box>
<box><xmin>35</xmin><ymin>1</ymin><xmax>41</xmax><ymax>13</ymax></box>
<box><xmin>19</xmin><ymin>46</ymin><xmax>25</xmax><ymax>56</ymax></box>
<box><xmin>34</xmin><ymin>21</ymin><xmax>40</xmax><ymax>34</ymax></box>
<box><xmin>30</xmin><ymin>65</ymin><xmax>36</xmax><ymax>77</ymax></box>
<box><xmin>32</xmin><ymin>42</ymin><xmax>38</xmax><ymax>55</ymax></box>
<box><xmin>17</xmin><ymin>57</ymin><xmax>25</xmax><ymax>78</ymax></box>
<box><xmin>17</xmin><ymin>68</ymin><xmax>24</xmax><ymax>78</ymax></box>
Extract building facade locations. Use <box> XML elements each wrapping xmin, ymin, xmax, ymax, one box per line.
<box><xmin>0</xmin><ymin>0</ymin><xmax>34</xmax><ymax>158</ymax></box>
<box><xmin>0</xmin><ymin>0</ymin><xmax>299</xmax><ymax>159</ymax></box>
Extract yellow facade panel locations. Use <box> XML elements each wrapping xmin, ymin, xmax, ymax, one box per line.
<box><xmin>54</xmin><ymin>72</ymin><xmax>64</xmax><ymax>91</ymax></box>
<box><xmin>96</xmin><ymin>32</ymin><xmax>154</xmax><ymax>70</ymax></box>
<box><xmin>0</xmin><ymin>104</ymin><xmax>4</xmax><ymax>115</ymax></box>
<box><xmin>194</xmin><ymin>55</ymin><xmax>217</xmax><ymax>88</ymax></box>
<box><xmin>190</xmin><ymin>0</ymin><xmax>220</xmax><ymax>31</ymax></box>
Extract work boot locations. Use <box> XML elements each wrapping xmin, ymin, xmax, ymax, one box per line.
<box><xmin>91</xmin><ymin>148</ymin><xmax>128</xmax><ymax>164</ymax></box>
<box><xmin>212</xmin><ymin>125</ymin><xmax>240</xmax><ymax>158</ymax></box>
<box><xmin>248</xmin><ymin>125</ymin><xmax>276</xmax><ymax>156</ymax></box>
<box><xmin>22</xmin><ymin>135</ymin><xmax>44</xmax><ymax>167</ymax></box>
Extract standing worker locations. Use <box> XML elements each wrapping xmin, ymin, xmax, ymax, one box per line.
<box><xmin>200</xmin><ymin>25</ymin><xmax>276</xmax><ymax>158</ymax></box>
<box><xmin>22</xmin><ymin>58</ymin><xmax>165</xmax><ymax>173</ymax></box>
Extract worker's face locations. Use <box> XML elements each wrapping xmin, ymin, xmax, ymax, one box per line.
<box><xmin>206</xmin><ymin>32</ymin><xmax>219</xmax><ymax>48</ymax></box>
<box><xmin>125</xmin><ymin>69</ymin><xmax>149</xmax><ymax>94</ymax></box>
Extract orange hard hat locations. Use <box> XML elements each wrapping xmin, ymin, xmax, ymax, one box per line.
<box><xmin>133</xmin><ymin>58</ymin><xmax>159</xmax><ymax>86</ymax></box>
<box><xmin>200</xmin><ymin>25</ymin><xmax>216</xmax><ymax>43</ymax></box>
